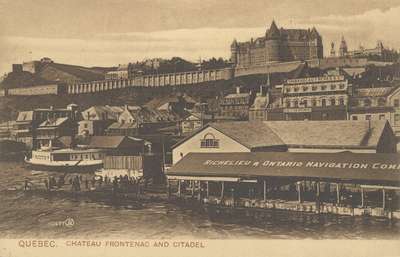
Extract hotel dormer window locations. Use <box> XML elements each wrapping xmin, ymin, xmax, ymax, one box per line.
<box><xmin>331</xmin><ymin>85</ymin><xmax>336</xmax><ymax>90</ymax></box>
<box><xmin>302</xmin><ymin>86</ymin><xmax>308</xmax><ymax>92</ymax></box>
<box><xmin>321</xmin><ymin>85</ymin><xmax>327</xmax><ymax>91</ymax></box>
<box><xmin>200</xmin><ymin>133</ymin><xmax>219</xmax><ymax>148</ymax></box>
<box><xmin>312</xmin><ymin>86</ymin><xmax>317</xmax><ymax>91</ymax></box>
<box><xmin>294</xmin><ymin>87</ymin><xmax>299</xmax><ymax>92</ymax></box>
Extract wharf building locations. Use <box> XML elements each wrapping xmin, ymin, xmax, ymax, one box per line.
<box><xmin>171</xmin><ymin>120</ymin><xmax>396</xmax><ymax>164</ymax></box>
<box><xmin>166</xmin><ymin>120</ymin><xmax>400</xmax><ymax>220</ymax></box>
<box><xmin>230</xmin><ymin>21</ymin><xmax>323</xmax><ymax>69</ymax></box>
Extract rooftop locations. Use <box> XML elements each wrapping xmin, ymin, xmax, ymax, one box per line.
<box><xmin>355</xmin><ymin>87</ymin><xmax>397</xmax><ymax>97</ymax></box>
<box><xmin>167</xmin><ymin>152</ymin><xmax>400</xmax><ymax>183</ymax></box>
<box><xmin>209</xmin><ymin>121</ymin><xmax>285</xmax><ymax>149</ymax></box>
<box><xmin>38</xmin><ymin>117</ymin><xmax>69</xmax><ymax>127</ymax></box>
<box><xmin>88</xmin><ymin>136</ymin><xmax>143</xmax><ymax>149</ymax></box>
<box><xmin>265</xmin><ymin>120</ymin><xmax>387</xmax><ymax>148</ymax></box>
<box><xmin>173</xmin><ymin>120</ymin><xmax>391</xmax><ymax>150</ymax></box>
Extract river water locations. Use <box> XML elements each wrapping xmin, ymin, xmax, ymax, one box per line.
<box><xmin>0</xmin><ymin>161</ymin><xmax>399</xmax><ymax>239</ymax></box>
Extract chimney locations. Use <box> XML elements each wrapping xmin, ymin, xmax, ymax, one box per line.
<box><xmin>236</xmin><ymin>86</ymin><xmax>240</xmax><ymax>94</ymax></box>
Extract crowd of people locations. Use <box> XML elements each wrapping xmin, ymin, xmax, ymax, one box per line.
<box><xmin>32</xmin><ymin>173</ymin><xmax>143</xmax><ymax>194</ymax></box>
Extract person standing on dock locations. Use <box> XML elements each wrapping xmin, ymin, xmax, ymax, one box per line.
<box><xmin>50</xmin><ymin>177</ymin><xmax>57</xmax><ymax>190</ymax></box>
<box><xmin>90</xmin><ymin>176</ymin><xmax>96</xmax><ymax>189</ymax></box>
<box><xmin>24</xmin><ymin>178</ymin><xmax>32</xmax><ymax>191</ymax></box>
<box><xmin>76</xmin><ymin>176</ymin><xmax>81</xmax><ymax>191</ymax></box>
<box><xmin>57</xmin><ymin>175</ymin><xmax>65</xmax><ymax>188</ymax></box>
<box><xmin>84</xmin><ymin>178</ymin><xmax>89</xmax><ymax>190</ymax></box>
<box><xmin>98</xmin><ymin>176</ymin><xmax>103</xmax><ymax>188</ymax></box>
<box><xmin>112</xmin><ymin>176</ymin><xmax>118</xmax><ymax>196</ymax></box>
<box><xmin>44</xmin><ymin>178</ymin><xmax>49</xmax><ymax>192</ymax></box>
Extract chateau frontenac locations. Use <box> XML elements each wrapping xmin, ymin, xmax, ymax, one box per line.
<box><xmin>231</xmin><ymin>21</ymin><xmax>323</xmax><ymax>68</ymax></box>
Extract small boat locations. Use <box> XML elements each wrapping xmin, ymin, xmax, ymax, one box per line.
<box><xmin>25</xmin><ymin>145</ymin><xmax>104</xmax><ymax>172</ymax></box>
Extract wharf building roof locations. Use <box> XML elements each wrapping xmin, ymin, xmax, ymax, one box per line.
<box><xmin>173</xmin><ymin>120</ymin><xmax>395</xmax><ymax>152</ymax></box>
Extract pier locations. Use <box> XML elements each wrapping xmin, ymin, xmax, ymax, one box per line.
<box><xmin>166</xmin><ymin>152</ymin><xmax>400</xmax><ymax>220</ymax></box>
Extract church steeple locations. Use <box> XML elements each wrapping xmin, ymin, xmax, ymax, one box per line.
<box><xmin>339</xmin><ymin>36</ymin><xmax>348</xmax><ymax>57</ymax></box>
<box><xmin>266</xmin><ymin>20</ymin><xmax>280</xmax><ymax>40</ymax></box>
<box><xmin>330</xmin><ymin>42</ymin><xmax>336</xmax><ymax>57</ymax></box>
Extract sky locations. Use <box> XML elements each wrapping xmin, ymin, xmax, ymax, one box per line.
<box><xmin>0</xmin><ymin>0</ymin><xmax>399</xmax><ymax>74</ymax></box>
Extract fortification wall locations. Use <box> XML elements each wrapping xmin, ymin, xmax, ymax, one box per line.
<box><xmin>67</xmin><ymin>68</ymin><xmax>233</xmax><ymax>94</ymax></box>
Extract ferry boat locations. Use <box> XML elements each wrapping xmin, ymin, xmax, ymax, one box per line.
<box><xmin>25</xmin><ymin>146</ymin><xmax>105</xmax><ymax>172</ymax></box>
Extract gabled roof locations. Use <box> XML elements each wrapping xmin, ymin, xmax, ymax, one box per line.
<box><xmin>355</xmin><ymin>87</ymin><xmax>396</xmax><ymax>97</ymax></box>
<box><xmin>88</xmin><ymin>136</ymin><xmax>143</xmax><ymax>149</ymax></box>
<box><xmin>107</xmin><ymin>122</ymin><xmax>137</xmax><ymax>130</ymax></box>
<box><xmin>211</xmin><ymin>122</ymin><xmax>285</xmax><ymax>149</ymax></box>
<box><xmin>173</xmin><ymin>120</ymin><xmax>391</xmax><ymax>150</ymax></box>
<box><xmin>173</xmin><ymin>121</ymin><xmax>285</xmax><ymax>150</ymax></box>
<box><xmin>250</xmin><ymin>95</ymin><xmax>269</xmax><ymax>109</ymax></box>
<box><xmin>38</xmin><ymin>117</ymin><xmax>69</xmax><ymax>127</ymax></box>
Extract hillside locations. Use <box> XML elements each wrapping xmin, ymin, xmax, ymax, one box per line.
<box><xmin>0</xmin><ymin>62</ymin><xmax>109</xmax><ymax>89</ymax></box>
<box><xmin>0</xmin><ymin>71</ymin><xmax>54</xmax><ymax>89</ymax></box>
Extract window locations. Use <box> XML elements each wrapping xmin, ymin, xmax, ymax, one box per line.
<box><xmin>312</xmin><ymin>100</ymin><xmax>317</xmax><ymax>107</ymax></box>
<box><xmin>303</xmin><ymin>100</ymin><xmax>308</xmax><ymax>107</ymax></box>
<box><xmin>339</xmin><ymin>84</ymin><xmax>345</xmax><ymax>90</ymax></box>
<box><xmin>352</xmin><ymin>116</ymin><xmax>358</xmax><ymax>120</ymax></box>
<box><xmin>312</xmin><ymin>86</ymin><xmax>317</xmax><ymax>91</ymax></box>
<box><xmin>321</xmin><ymin>99</ymin><xmax>326</xmax><ymax>107</ymax></box>
<box><xmin>330</xmin><ymin>99</ymin><xmax>336</xmax><ymax>106</ymax></box>
<box><xmin>200</xmin><ymin>133</ymin><xmax>219</xmax><ymax>148</ymax></box>
<box><xmin>321</xmin><ymin>86</ymin><xmax>327</xmax><ymax>91</ymax></box>
<box><xmin>394</xmin><ymin>99</ymin><xmax>400</xmax><ymax>107</ymax></box>
<box><xmin>330</xmin><ymin>85</ymin><xmax>336</xmax><ymax>90</ymax></box>
<box><xmin>294</xmin><ymin>87</ymin><xmax>299</xmax><ymax>92</ymax></box>
<box><xmin>286</xmin><ymin>100</ymin><xmax>291</xmax><ymax>107</ymax></box>
<box><xmin>302</xmin><ymin>86</ymin><xmax>308</xmax><ymax>92</ymax></box>
<box><xmin>379</xmin><ymin>114</ymin><xmax>386</xmax><ymax>120</ymax></box>
<box><xmin>84</xmin><ymin>123</ymin><xmax>88</xmax><ymax>129</ymax></box>
<box><xmin>339</xmin><ymin>98</ymin><xmax>345</xmax><ymax>105</ymax></box>
<box><xmin>365</xmin><ymin>115</ymin><xmax>371</xmax><ymax>120</ymax></box>
<box><xmin>293</xmin><ymin>100</ymin><xmax>299</xmax><ymax>107</ymax></box>
<box><xmin>395</xmin><ymin>114</ymin><xmax>400</xmax><ymax>122</ymax></box>
<box><xmin>377</xmin><ymin>98</ymin><xmax>386</xmax><ymax>106</ymax></box>
<box><xmin>364</xmin><ymin>99</ymin><xmax>372</xmax><ymax>107</ymax></box>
